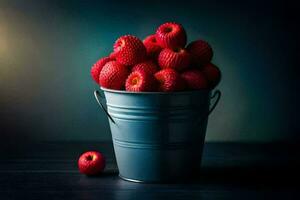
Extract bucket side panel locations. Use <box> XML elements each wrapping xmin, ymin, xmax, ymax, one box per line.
<box><xmin>113</xmin><ymin>143</ymin><xmax>202</xmax><ymax>182</ymax></box>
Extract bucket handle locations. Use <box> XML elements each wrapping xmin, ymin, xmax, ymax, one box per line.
<box><xmin>208</xmin><ymin>89</ymin><xmax>221</xmax><ymax>115</ymax></box>
<box><xmin>196</xmin><ymin>89</ymin><xmax>221</xmax><ymax>124</ymax></box>
<box><xmin>94</xmin><ymin>90</ymin><xmax>116</xmax><ymax>124</ymax></box>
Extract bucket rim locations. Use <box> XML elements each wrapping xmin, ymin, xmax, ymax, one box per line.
<box><xmin>100</xmin><ymin>87</ymin><xmax>212</xmax><ymax>95</ymax></box>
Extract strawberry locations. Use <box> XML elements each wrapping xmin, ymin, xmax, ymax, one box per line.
<box><xmin>113</xmin><ymin>35</ymin><xmax>147</xmax><ymax>66</ymax></box>
<box><xmin>90</xmin><ymin>56</ymin><xmax>112</xmax><ymax>84</ymax></box>
<box><xmin>158</xmin><ymin>48</ymin><xmax>191</xmax><ymax>71</ymax></box>
<box><xmin>187</xmin><ymin>40</ymin><xmax>213</xmax><ymax>66</ymax></box>
<box><xmin>143</xmin><ymin>34</ymin><xmax>162</xmax><ymax>58</ymax></box>
<box><xmin>155</xmin><ymin>22</ymin><xmax>187</xmax><ymax>49</ymax></box>
<box><xmin>132</xmin><ymin>60</ymin><xmax>159</xmax><ymax>75</ymax></box>
<box><xmin>99</xmin><ymin>61</ymin><xmax>129</xmax><ymax>90</ymax></box>
<box><xmin>202</xmin><ymin>63</ymin><xmax>221</xmax><ymax>88</ymax></box>
<box><xmin>154</xmin><ymin>68</ymin><xmax>184</xmax><ymax>92</ymax></box>
<box><xmin>181</xmin><ymin>69</ymin><xmax>208</xmax><ymax>90</ymax></box>
<box><xmin>125</xmin><ymin>70</ymin><xmax>157</xmax><ymax>92</ymax></box>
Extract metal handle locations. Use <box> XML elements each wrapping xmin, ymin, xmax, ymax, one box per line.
<box><xmin>196</xmin><ymin>89</ymin><xmax>221</xmax><ymax>124</ymax></box>
<box><xmin>208</xmin><ymin>89</ymin><xmax>221</xmax><ymax>115</ymax></box>
<box><xmin>94</xmin><ymin>90</ymin><xmax>116</xmax><ymax>124</ymax></box>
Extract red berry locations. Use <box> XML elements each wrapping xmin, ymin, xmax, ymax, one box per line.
<box><xmin>109</xmin><ymin>52</ymin><xmax>117</xmax><ymax>60</ymax></box>
<box><xmin>202</xmin><ymin>63</ymin><xmax>221</xmax><ymax>88</ymax></box>
<box><xmin>90</xmin><ymin>57</ymin><xmax>112</xmax><ymax>84</ymax></box>
<box><xmin>155</xmin><ymin>22</ymin><xmax>187</xmax><ymax>49</ymax></box>
<box><xmin>99</xmin><ymin>61</ymin><xmax>129</xmax><ymax>90</ymax></box>
<box><xmin>78</xmin><ymin>151</ymin><xmax>105</xmax><ymax>175</ymax></box>
<box><xmin>125</xmin><ymin>70</ymin><xmax>157</xmax><ymax>92</ymax></box>
<box><xmin>176</xmin><ymin>76</ymin><xmax>187</xmax><ymax>91</ymax></box>
<box><xmin>181</xmin><ymin>70</ymin><xmax>208</xmax><ymax>90</ymax></box>
<box><xmin>158</xmin><ymin>48</ymin><xmax>191</xmax><ymax>71</ymax></box>
<box><xmin>154</xmin><ymin>68</ymin><xmax>183</xmax><ymax>92</ymax></box>
<box><xmin>132</xmin><ymin>60</ymin><xmax>159</xmax><ymax>75</ymax></box>
<box><xmin>187</xmin><ymin>40</ymin><xmax>213</xmax><ymax>66</ymax></box>
<box><xmin>113</xmin><ymin>35</ymin><xmax>147</xmax><ymax>66</ymax></box>
<box><xmin>143</xmin><ymin>34</ymin><xmax>162</xmax><ymax>58</ymax></box>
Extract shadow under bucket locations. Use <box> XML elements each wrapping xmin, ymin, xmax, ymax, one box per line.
<box><xmin>94</xmin><ymin>88</ymin><xmax>221</xmax><ymax>183</ymax></box>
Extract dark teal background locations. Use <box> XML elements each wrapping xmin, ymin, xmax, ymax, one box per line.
<box><xmin>0</xmin><ymin>0</ymin><xmax>298</xmax><ymax>146</ymax></box>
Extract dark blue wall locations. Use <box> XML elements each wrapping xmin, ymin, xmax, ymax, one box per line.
<box><xmin>0</xmin><ymin>0</ymin><xmax>298</xmax><ymax>144</ymax></box>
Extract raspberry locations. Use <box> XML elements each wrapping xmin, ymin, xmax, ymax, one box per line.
<box><xmin>113</xmin><ymin>35</ymin><xmax>147</xmax><ymax>66</ymax></box>
<box><xmin>99</xmin><ymin>61</ymin><xmax>129</xmax><ymax>90</ymax></box>
<box><xmin>143</xmin><ymin>34</ymin><xmax>162</xmax><ymax>58</ymax></box>
<box><xmin>154</xmin><ymin>68</ymin><xmax>183</xmax><ymax>92</ymax></box>
<box><xmin>132</xmin><ymin>60</ymin><xmax>159</xmax><ymax>75</ymax></box>
<box><xmin>181</xmin><ymin>70</ymin><xmax>208</xmax><ymax>89</ymax></box>
<box><xmin>158</xmin><ymin>48</ymin><xmax>191</xmax><ymax>71</ymax></box>
<box><xmin>90</xmin><ymin>57</ymin><xmax>112</xmax><ymax>84</ymax></box>
<box><xmin>155</xmin><ymin>22</ymin><xmax>187</xmax><ymax>49</ymax></box>
<box><xmin>109</xmin><ymin>51</ymin><xmax>117</xmax><ymax>60</ymax></box>
<box><xmin>202</xmin><ymin>63</ymin><xmax>221</xmax><ymax>88</ymax></box>
<box><xmin>125</xmin><ymin>70</ymin><xmax>157</xmax><ymax>92</ymax></box>
<box><xmin>187</xmin><ymin>40</ymin><xmax>213</xmax><ymax>66</ymax></box>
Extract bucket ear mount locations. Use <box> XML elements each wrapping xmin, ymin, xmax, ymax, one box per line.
<box><xmin>94</xmin><ymin>90</ymin><xmax>116</xmax><ymax>124</ymax></box>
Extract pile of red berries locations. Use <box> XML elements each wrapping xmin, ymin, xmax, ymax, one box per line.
<box><xmin>91</xmin><ymin>22</ymin><xmax>221</xmax><ymax>92</ymax></box>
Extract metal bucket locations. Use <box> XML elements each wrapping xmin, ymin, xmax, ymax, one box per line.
<box><xmin>94</xmin><ymin>88</ymin><xmax>221</xmax><ymax>183</ymax></box>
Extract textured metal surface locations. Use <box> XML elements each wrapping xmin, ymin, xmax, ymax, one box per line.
<box><xmin>96</xmin><ymin>88</ymin><xmax>221</xmax><ymax>182</ymax></box>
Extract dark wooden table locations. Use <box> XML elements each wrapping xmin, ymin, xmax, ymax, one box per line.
<box><xmin>0</xmin><ymin>142</ymin><xmax>299</xmax><ymax>200</ymax></box>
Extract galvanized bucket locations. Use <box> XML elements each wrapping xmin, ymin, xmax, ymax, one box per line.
<box><xmin>94</xmin><ymin>88</ymin><xmax>221</xmax><ymax>183</ymax></box>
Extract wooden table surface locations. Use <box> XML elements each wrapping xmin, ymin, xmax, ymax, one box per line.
<box><xmin>0</xmin><ymin>142</ymin><xmax>299</xmax><ymax>200</ymax></box>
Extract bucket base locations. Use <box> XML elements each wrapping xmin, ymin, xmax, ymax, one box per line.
<box><xmin>119</xmin><ymin>175</ymin><xmax>149</xmax><ymax>183</ymax></box>
<box><xmin>118</xmin><ymin>173</ymin><xmax>201</xmax><ymax>184</ymax></box>
<box><xmin>119</xmin><ymin>174</ymin><xmax>183</xmax><ymax>183</ymax></box>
